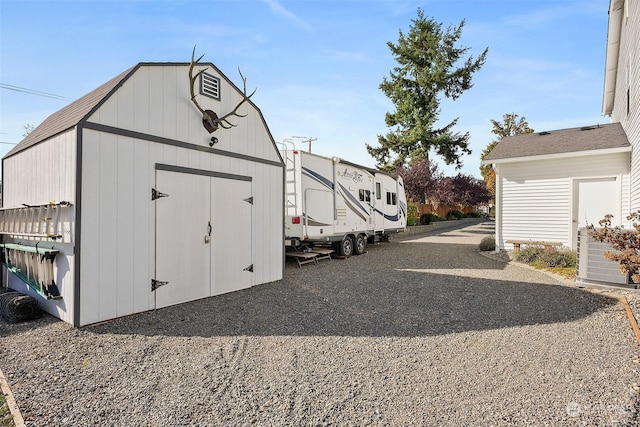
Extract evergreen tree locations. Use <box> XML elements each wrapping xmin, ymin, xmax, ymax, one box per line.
<box><xmin>367</xmin><ymin>9</ymin><xmax>488</xmax><ymax>171</ymax></box>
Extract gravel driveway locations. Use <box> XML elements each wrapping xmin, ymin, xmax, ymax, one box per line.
<box><xmin>1</xmin><ymin>220</ymin><xmax>639</xmax><ymax>426</ymax></box>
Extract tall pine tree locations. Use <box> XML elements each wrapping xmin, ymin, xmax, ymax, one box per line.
<box><xmin>367</xmin><ymin>9</ymin><xmax>488</xmax><ymax>171</ymax></box>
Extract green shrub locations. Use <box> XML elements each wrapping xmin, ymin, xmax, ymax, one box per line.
<box><xmin>420</xmin><ymin>212</ymin><xmax>442</xmax><ymax>225</ymax></box>
<box><xmin>515</xmin><ymin>246</ymin><xmax>546</xmax><ymax>263</ymax></box>
<box><xmin>515</xmin><ymin>246</ymin><xmax>577</xmax><ymax>268</ymax></box>
<box><xmin>538</xmin><ymin>248</ymin><xmax>577</xmax><ymax>268</ymax></box>
<box><xmin>447</xmin><ymin>209</ymin><xmax>464</xmax><ymax>220</ymax></box>
<box><xmin>464</xmin><ymin>211</ymin><xmax>480</xmax><ymax>218</ymax></box>
<box><xmin>407</xmin><ymin>216</ymin><xmax>418</xmax><ymax>226</ymax></box>
<box><xmin>478</xmin><ymin>236</ymin><xmax>495</xmax><ymax>251</ymax></box>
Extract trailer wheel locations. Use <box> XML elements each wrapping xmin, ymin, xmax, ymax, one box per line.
<box><xmin>353</xmin><ymin>234</ymin><xmax>366</xmax><ymax>255</ymax></box>
<box><xmin>337</xmin><ymin>236</ymin><xmax>354</xmax><ymax>257</ymax></box>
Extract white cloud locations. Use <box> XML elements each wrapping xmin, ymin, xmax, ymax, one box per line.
<box><xmin>262</xmin><ymin>0</ymin><xmax>313</xmax><ymax>31</ymax></box>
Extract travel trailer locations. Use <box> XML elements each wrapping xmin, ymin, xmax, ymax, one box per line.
<box><xmin>281</xmin><ymin>148</ymin><xmax>406</xmax><ymax>256</ymax></box>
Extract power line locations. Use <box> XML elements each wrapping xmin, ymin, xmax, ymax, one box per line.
<box><xmin>0</xmin><ymin>83</ymin><xmax>70</xmax><ymax>100</ymax></box>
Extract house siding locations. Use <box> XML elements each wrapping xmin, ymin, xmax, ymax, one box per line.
<box><xmin>611</xmin><ymin>0</ymin><xmax>640</xmax><ymax>210</ymax></box>
<box><xmin>496</xmin><ymin>152</ymin><xmax>629</xmax><ymax>251</ymax></box>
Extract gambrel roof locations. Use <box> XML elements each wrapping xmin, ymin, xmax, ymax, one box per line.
<box><xmin>482</xmin><ymin>122</ymin><xmax>631</xmax><ymax>164</ymax></box>
<box><xmin>5</xmin><ymin>66</ymin><xmax>136</xmax><ymax>158</ymax></box>
<box><xmin>4</xmin><ymin>61</ymin><xmax>270</xmax><ymax>159</ymax></box>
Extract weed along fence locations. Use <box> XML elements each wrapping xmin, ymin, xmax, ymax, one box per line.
<box><xmin>1</xmin><ymin>59</ymin><xmax>284</xmax><ymax>327</ymax></box>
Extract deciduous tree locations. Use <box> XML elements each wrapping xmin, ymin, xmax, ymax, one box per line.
<box><xmin>367</xmin><ymin>9</ymin><xmax>488</xmax><ymax>171</ymax></box>
<box><xmin>480</xmin><ymin>113</ymin><xmax>534</xmax><ymax>197</ymax></box>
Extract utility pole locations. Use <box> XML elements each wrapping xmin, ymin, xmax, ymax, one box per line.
<box><xmin>293</xmin><ymin>136</ymin><xmax>317</xmax><ymax>152</ymax></box>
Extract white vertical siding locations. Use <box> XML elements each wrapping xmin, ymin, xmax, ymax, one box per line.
<box><xmin>611</xmin><ymin>0</ymin><xmax>640</xmax><ymax>210</ymax></box>
<box><xmin>1</xmin><ymin>130</ymin><xmax>77</xmax><ymax>324</ymax></box>
<box><xmin>78</xmin><ymin>64</ymin><xmax>283</xmax><ymax>326</ymax></box>
<box><xmin>496</xmin><ymin>152</ymin><xmax>630</xmax><ymax>251</ymax></box>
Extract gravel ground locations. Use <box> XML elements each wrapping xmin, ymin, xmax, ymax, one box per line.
<box><xmin>1</xmin><ymin>220</ymin><xmax>639</xmax><ymax>426</ymax></box>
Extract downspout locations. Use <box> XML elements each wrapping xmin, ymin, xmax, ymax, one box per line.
<box><xmin>493</xmin><ymin>163</ymin><xmax>502</xmax><ymax>252</ymax></box>
<box><xmin>602</xmin><ymin>0</ymin><xmax>625</xmax><ymax>116</ymax></box>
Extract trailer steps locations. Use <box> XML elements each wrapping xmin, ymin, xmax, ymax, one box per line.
<box><xmin>286</xmin><ymin>248</ymin><xmax>334</xmax><ymax>267</ymax></box>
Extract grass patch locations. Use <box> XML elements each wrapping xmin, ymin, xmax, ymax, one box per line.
<box><xmin>0</xmin><ymin>392</ymin><xmax>14</xmax><ymax>427</ymax></box>
<box><xmin>530</xmin><ymin>261</ymin><xmax>576</xmax><ymax>280</ymax></box>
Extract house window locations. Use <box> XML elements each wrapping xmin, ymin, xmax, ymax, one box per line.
<box><xmin>200</xmin><ymin>72</ymin><xmax>220</xmax><ymax>100</ymax></box>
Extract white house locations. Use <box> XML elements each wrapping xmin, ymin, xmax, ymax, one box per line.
<box><xmin>0</xmin><ymin>60</ymin><xmax>284</xmax><ymax>326</ymax></box>
<box><xmin>483</xmin><ymin>0</ymin><xmax>639</xmax><ymax>254</ymax></box>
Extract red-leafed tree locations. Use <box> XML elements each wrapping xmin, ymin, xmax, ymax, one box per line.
<box><xmin>450</xmin><ymin>173</ymin><xmax>492</xmax><ymax>207</ymax></box>
<box><xmin>396</xmin><ymin>158</ymin><xmax>442</xmax><ymax>204</ymax></box>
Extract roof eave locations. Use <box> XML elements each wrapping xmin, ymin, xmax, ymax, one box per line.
<box><xmin>602</xmin><ymin>0</ymin><xmax>625</xmax><ymax>116</ymax></box>
<box><xmin>481</xmin><ymin>145</ymin><xmax>632</xmax><ymax>165</ymax></box>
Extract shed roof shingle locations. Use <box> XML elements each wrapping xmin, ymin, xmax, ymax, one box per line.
<box><xmin>5</xmin><ymin>66</ymin><xmax>137</xmax><ymax>159</ymax></box>
<box><xmin>483</xmin><ymin>122</ymin><xmax>630</xmax><ymax>162</ymax></box>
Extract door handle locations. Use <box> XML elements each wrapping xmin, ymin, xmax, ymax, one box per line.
<box><xmin>208</xmin><ymin>221</ymin><xmax>212</xmax><ymax>236</ymax></box>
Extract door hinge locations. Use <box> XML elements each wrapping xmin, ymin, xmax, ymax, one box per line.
<box><xmin>151</xmin><ymin>279</ymin><xmax>169</xmax><ymax>291</ymax></box>
<box><xmin>243</xmin><ymin>196</ymin><xmax>254</xmax><ymax>205</ymax></box>
<box><xmin>243</xmin><ymin>264</ymin><xmax>254</xmax><ymax>272</ymax></box>
<box><xmin>152</xmin><ymin>188</ymin><xmax>169</xmax><ymax>201</ymax></box>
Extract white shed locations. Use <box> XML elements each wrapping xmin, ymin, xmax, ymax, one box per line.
<box><xmin>482</xmin><ymin>123</ymin><xmax>631</xmax><ymax>251</ymax></box>
<box><xmin>1</xmin><ymin>61</ymin><xmax>284</xmax><ymax>326</ymax></box>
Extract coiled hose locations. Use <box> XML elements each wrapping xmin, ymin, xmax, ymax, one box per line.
<box><xmin>0</xmin><ymin>288</ymin><xmax>41</xmax><ymax>323</ymax></box>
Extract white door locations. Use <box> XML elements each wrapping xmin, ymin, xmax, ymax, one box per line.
<box><xmin>572</xmin><ymin>177</ymin><xmax>618</xmax><ymax>248</ymax></box>
<box><xmin>211</xmin><ymin>178</ymin><xmax>253</xmax><ymax>295</ymax></box>
<box><xmin>155</xmin><ymin>171</ymin><xmax>254</xmax><ymax>307</ymax></box>
<box><xmin>155</xmin><ymin>171</ymin><xmax>211</xmax><ymax>308</ymax></box>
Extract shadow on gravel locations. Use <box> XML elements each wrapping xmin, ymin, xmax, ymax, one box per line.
<box><xmin>85</xmin><ymin>235</ymin><xmax>616</xmax><ymax>338</ymax></box>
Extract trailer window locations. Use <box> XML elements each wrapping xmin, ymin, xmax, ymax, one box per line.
<box><xmin>359</xmin><ymin>189</ymin><xmax>365</xmax><ymax>201</ymax></box>
<box><xmin>365</xmin><ymin>190</ymin><xmax>371</xmax><ymax>202</ymax></box>
<box><xmin>386</xmin><ymin>191</ymin><xmax>397</xmax><ymax>205</ymax></box>
<box><xmin>376</xmin><ymin>182</ymin><xmax>381</xmax><ymax>200</ymax></box>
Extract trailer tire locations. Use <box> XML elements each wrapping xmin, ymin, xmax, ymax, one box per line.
<box><xmin>353</xmin><ymin>234</ymin><xmax>366</xmax><ymax>255</ymax></box>
<box><xmin>336</xmin><ymin>236</ymin><xmax>354</xmax><ymax>257</ymax></box>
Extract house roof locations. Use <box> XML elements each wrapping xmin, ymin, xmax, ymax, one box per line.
<box><xmin>482</xmin><ymin>122</ymin><xmax>630</xmax><ymax>164</ymax></box>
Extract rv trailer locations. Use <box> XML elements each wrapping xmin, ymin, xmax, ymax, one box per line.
<box><xmin>281</xmin><ymin>149</ymin><xmax>406</xmax><ymax>256</ymax></box>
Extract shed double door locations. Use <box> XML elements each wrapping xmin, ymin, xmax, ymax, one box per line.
<box><xmin>154</xmin><ymin>170</ymin><xmax>252</xmax><ymax>309</ymax></box>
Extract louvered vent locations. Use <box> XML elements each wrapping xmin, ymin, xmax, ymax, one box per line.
<box><xmin>200</xmin><ymin>72</ymin><xmax>220</xmax><ymax>100</ymax></box>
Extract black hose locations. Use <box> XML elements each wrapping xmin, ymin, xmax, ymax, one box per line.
<box><xmin>0</xmin><ymin>287</ymin><xmax>42</xmax><ymax>323</ymax></box>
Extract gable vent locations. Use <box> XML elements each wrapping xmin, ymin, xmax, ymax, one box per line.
<box><xmin>200</xmin><ymin>72</ymin><xmax>220</xmax><ymax>100</ymax></box>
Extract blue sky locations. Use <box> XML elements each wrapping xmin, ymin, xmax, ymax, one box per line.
<box><xmin>0</xmin><ymin>0</ymin><xmax>609</xmax><ymax>177</ymax></box>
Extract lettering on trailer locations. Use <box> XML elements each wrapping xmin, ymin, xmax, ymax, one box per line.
<box><xmin>337</xmin><ymin>168</ymin><xmax>363</xmax><ymax>183</ymax></box>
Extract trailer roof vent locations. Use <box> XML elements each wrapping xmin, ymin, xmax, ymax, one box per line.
<box><xmin>538</xmin><ymin>131</ymin><xmax>551</xmax><ymax>136</ymax></box>
<box><xmin>200</xmin><ymin>72</ymin><xmax>220</xmax><ymax>100</ymax></box>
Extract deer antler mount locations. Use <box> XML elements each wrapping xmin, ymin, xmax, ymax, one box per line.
<box><xmin>188</xmin><ymin>46</ymin><xmax>257</xmax><ymax>138</ymax></box>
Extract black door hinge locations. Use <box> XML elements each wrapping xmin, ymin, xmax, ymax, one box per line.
<box><xmin>243</xmin><ymin>264</ymin><xmax>254</xmax><ymax>272</ymax></box>
<box><xmin>152</xmin><ymin>188</ymin><xmax>169</xmax><ymax>200</ymax></box>
<box><xmin>151</xmin><ymin>279</ymin><xmax>169</xmax><ymax>291</ymax></box>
